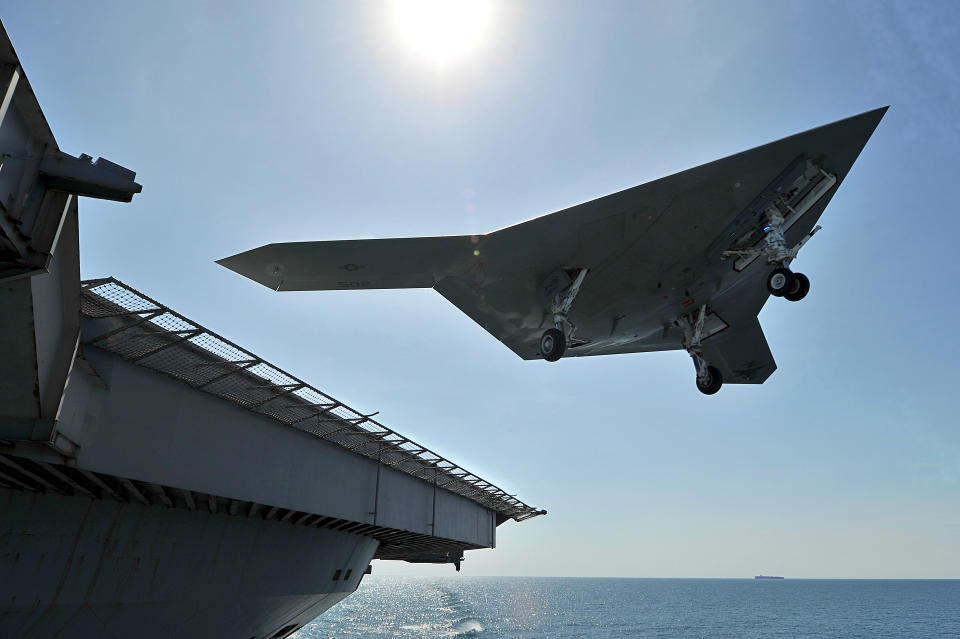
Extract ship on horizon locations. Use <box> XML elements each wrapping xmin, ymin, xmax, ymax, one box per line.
<box><xmin>755</xmin><ymin>575</ymin><xmax>785</xmax><ymax>580</ymax></box>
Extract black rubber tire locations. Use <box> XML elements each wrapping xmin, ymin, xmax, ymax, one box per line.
<box><xmin>784</xmin><ymin>272</ymin><xmax>810</xmax><ymax>302</ymax></box>
<box><xmin>696</xmin><ymin>365</ymin><xmax>723</xmax><ymax>395</ymax></box>
<box><xmin>766</xmin><ymin>267</ymin><xmax>795</xmax><ymax>297</ymax></box>
<box><xmin>540</xmin><ymin>328</ymin><xmax>566</xmax><ymax>362</ymax></box>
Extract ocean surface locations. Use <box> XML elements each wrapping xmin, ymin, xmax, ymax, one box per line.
<box><xmin>293</xmin><ymin>577</ymin><xmax>960</xmax><ymax>638</ymax></box>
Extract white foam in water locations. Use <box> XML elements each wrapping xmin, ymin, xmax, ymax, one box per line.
<box><xmin>297</xmin><ymin>577</ymin><xmax>960</xmax><ymax>638</ymax></box>
<box><xmin>450</xmin><ymin>618</ymin><xmax>483</xmax><ymax>636</ymax></box>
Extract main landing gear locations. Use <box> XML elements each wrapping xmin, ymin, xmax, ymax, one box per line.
<box><xmin>539</xmin><ymin>268</ymin><xmax>588</xmax><ymax>362</ymax></box>
<box><xmin>540</xmin><ymin>327</ymin><xmax>566</xmax><ymax>362</ymax></box>
<box><xmin>679</xmin><ymin>304</ymin><xmax>723</xmax><ymax>395</ymax></box>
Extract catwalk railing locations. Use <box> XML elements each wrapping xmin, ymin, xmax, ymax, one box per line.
<box><xmin>80</xmin><ymin>277</ymin><xmax>545</xmax><ymax>522</ymax></box>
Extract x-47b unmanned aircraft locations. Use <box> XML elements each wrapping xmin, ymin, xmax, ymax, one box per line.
<box><xmin>219</xmin><ymin>108</ymin><xmax>886</xmax><ymax>394</ymax></box>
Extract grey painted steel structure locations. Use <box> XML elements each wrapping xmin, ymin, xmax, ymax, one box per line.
<box><xmin>0</xmin><ymin>19</ymin><xmax>542</xmax><ymax>639</ymax></box>
<box><xmin>2</xmin><ymin>488</ymin><xmax>380</xmax><ymax>638</ymax></box>
<box><xmin>79</xmin><ymin>277</ymin><xmax>544</xmax><ymax>523</ymax></box>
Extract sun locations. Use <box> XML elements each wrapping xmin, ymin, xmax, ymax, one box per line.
<box><xmin>392</xmin><ymin>0</ymin><xmax>493</xmax><ymax>63</ymax></box>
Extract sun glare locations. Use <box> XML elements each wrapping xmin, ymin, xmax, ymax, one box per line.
<box><xmin>392</xmin><ymin>0</ymin><xmax>492</xmax><ymax>63</ymax></box>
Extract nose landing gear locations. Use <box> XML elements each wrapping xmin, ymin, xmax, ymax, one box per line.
<box><xmin>766</xmin><ymin>267</ymin><xmax>795</xmax><ymax>296</ymax></box>
<box><xmin>723</xmin><ymin>200</ymin><xmax>824</xmax><ymax>304</ymax></box>
<box><xmin>767</xmin><ymin>268</ymin><xmax>810</xmax><ymax>301</ymax></box>
<box><xmin>784</xmin><ymin>272</ymin><xmax>810</xmax><ymax>301</ymax></box>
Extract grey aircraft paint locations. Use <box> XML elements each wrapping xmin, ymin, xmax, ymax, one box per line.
<box><xmin>219</xmin><ymin>108</ymin><xmax>886</xmax><ymax>392</ymax></box>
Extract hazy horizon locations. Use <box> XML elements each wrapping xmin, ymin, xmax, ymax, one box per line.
<box><xmin>364</xmin><ymin>574</ymin><xmax>960</xmax><ymax>580</ymax></box>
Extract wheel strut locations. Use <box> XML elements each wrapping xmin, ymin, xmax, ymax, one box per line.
<box><xmin>540</xmin><ymin>268</ymin><xmax>588</xmax><ymax>362</ymax></box>
<box><xmin>678</xmin><ymin>304</ymin><xmax>723</xmax><ymax>395</ymax></box>
<box><xmin>722</xmin><ymin>204</ymin><xmax>823</xmax><ymax>303</ymax></box>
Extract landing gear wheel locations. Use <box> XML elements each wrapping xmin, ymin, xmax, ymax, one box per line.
<box><xmin>540</xmin><ymin>328</ymin><xmax>566</xmax><ymax>362</ymax></box>
<box><xmin>784</xmin><ymin>272</ymin><xmax>810</xmax><ymax>302</ymax></box>
<box><xmin>766</xmin><ymin>267</ymin><xmax>796</xmax><ymax>297</ymax></box>
<box><xmin>696</xmin><ymin>365</ymin><xmax>723</xmax><ymax>395</ymax></box>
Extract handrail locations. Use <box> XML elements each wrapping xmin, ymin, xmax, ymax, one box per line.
<box><xmin>80</xmin><ymin>277</ymin><xmax>545</xmax><ymax>522</ymax></box>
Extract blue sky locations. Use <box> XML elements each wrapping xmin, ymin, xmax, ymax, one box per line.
<box><xmin>5</xmin><ymin>1</ymin><xmax>959</xmax><ymax>577</ymax></box>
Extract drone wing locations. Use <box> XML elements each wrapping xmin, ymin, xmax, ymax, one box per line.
<box><xmin>217</xmin><ymin>236</ymin><xmax>476</xmax><ymax>291</ymax></box>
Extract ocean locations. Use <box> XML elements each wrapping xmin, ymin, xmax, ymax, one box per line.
<box><xmin>293</xmin><ymin>577</ymin><xmax>960</xmax><ymax>638</ymax></box>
